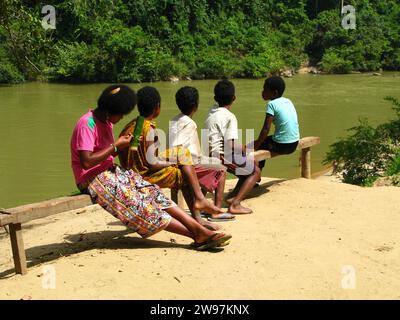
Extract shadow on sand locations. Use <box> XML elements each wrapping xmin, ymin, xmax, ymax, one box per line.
<box><xmin>0</xmin><ymin>228</ymin><xmax>191</xmax><ymax>279</ymax></box>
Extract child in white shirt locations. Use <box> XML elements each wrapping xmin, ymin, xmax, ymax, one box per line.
<box><xmin>204</xmin><ymin>80</ymin><xmax>261</xmax><ymax>215</ymax></box>
<box><xmin>169</xmin><ymin>86</ymin><xmax>235</xmax><ymax>222</ymax></box>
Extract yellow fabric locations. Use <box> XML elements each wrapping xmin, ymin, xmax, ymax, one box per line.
<box><xmin>119</xmin><ymin>118</ymin><xmax>192</xmax><ymax>190</ymax></box>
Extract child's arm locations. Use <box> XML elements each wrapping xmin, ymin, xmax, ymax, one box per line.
<box><xmin>254</xmin><ymin>114</ymin><xmax>273</xmax><ymax>150</ymax></box>
<box><xmin>80</xmin><ymin>134</ymin><xmax>131</xmax><ymax>169</ymax></box>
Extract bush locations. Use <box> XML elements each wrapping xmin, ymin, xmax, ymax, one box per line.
<box><xmin>324</xmin><ymin>97</ymin><xmax>400</xmax><ymax>186</ymax></box>
<box><xmin>321</xmin><ymin>49</ymin><xmax>353</xmax><ymax>74</ymax></box>
<box><xmin>386</xmin><ymin>152</ymin><xmax>400</xmax><ymax>176</ymax></box>
<box><xmin>243</xmin><ymin>38</ymin><xmax>285</xmax><ymax>78</ymax></box>
<box><xmin>195</xmin><ymin>49</ymin><xmax>241</xmax><ymax>78</ymax></box>
<box><xmin>0</xmin><ymin>48</ymin><xmax>24</xmax><ymax>83</ymax></box>
<box><xmin>47</xmin><ymin>42</ymin><xmax>112</xmax><ymax>82</ymax></box>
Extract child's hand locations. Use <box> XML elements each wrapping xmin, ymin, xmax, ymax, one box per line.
<box><xmin>115</xmin><ymin>134</ymin><xmax>132</xmax><ymax>150</ymax></box>
<box><xmin>221</xmin><ymin>156</ymin><xmax>238</xmax><ymax>171</ymax></box>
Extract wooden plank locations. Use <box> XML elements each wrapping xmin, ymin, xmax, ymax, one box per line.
<box><xmin>301</xmin><ymin>147</ymin><xmax>311</xmax><ymax>179</ymax></box>
<box><xmin>297</xmin><ymin>136</ymin><xmax>320</xmax><ymax>149</ymax></box>
<box><xmin>252</xmin><ymin>150</ymin><xmax>272</xmax><ymax>161</ymax></box>
<box><xmin>9</xmin><ymin>223</ymin><xmax>27</xmax><ymax>275</ymax></box>
<box><xmin>251</xmin><ymin>136</ymin><xmax>320</xmax><ymax>162</ymax></box>
<box><xmin>5</xmin><ymin>195</ymin><xmax>92</xmax><ymax>224</ymax></box>
<box><xmin>0</xmin><ymin>213</ymin><xmax>15</xmax><ymax>227</ymax></box>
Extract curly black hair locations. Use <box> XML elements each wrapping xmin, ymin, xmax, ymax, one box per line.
<box><xmin>137</xmin><ymin>86</ymin><xmax>161</xmax><ymax>117</ymax></box>
<box><xmin>97</xmin><ymin>84</ymin><xmax>137</xmax><ymax>115</ymax></box>
<box><xmin>175</xmin><ymin>86</ymin><xmax>199</xmax><ymax>115</ymax></box>
<box><xmin>264</xmin><ymin>76</ymin><xmax>286</xmax><ymax>97</ymax></box>
<box><xmin>214</xmin><ymin>79</ymin><xmax>235</xmax><ymax>106</ymax></box>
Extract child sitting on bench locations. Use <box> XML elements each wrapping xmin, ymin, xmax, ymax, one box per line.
<box><xmin>253</xmin><ymin>76</ymin><xmax>300</xmax><ymax>172</ymax></box>
<box><xmin>204</xmin><ymin>80</ymin><xmax>261</xmax><ymax>214</ymax></box>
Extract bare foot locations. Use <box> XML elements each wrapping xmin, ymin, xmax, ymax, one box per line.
<box><xmin>229</xmin><ymin>203</ymin><xmax>253</xmax><ymax>214</ymax></box>
<box><xmin>225</xmin><ymin>197</ymin><xmax>234</xmax><ymax>205</ymax></box>
<box><xmin>193</xmin><ymin>232</ymin><xmax>231</xmax><ymax>247</ymax></box>
<box><xmin>196</xmin><ymin>218</ymin><xmax>222</xmax><ymax>231</ymax></box>
<box><xmin>210</xmin><ymin>212</ymin><xmax>235</xmax><ymax>220</ymax></box>
<box><xmin>194</xmin><ymin>198</ymin><xmax>224</xmax><ymax>216</ymax></box>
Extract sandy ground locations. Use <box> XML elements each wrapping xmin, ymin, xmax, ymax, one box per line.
<box><xmin>1</xmin><ymin>177</ymin><xmax>400</xmax><ymax>300</ymax></box>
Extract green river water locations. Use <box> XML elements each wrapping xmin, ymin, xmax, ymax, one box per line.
<box><xmin>1</xmin><ymin>73</ymin><xmax>399</xmax><ymax>208</ymax></box>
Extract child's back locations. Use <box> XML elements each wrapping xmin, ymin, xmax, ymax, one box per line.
<box><xmin>266</xmin><ymin>96</ymin><xmax>299</xmax><ymax>144</ymax></box>
<box><xmin>169</xmin><ymin>112</ymin><xmax>201</xmax><ymax>163</ymax></box>
<box><xmin>204</xmin><ymin>79</ymin><xmax>261</xmax><ymax>215</ymax></box>
<box><xmin>204</xmin><ymin>103</ymin><xmax>238</xmax><ymax>157</ymax></box>
<box><xmin>254</xmin><ymin>76</ymin><xmax>300</xmax><ymax>173</ymax></box>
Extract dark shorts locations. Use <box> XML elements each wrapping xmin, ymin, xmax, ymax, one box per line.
<box><xmin>221</xmin><ymin>154</ymin><xmax>258</xmax><ymax>177</ymax></box>
<box><xmin>258</xmin><ymin>136</ymin><xmax>299</xmax><ymax>170</ymax></box>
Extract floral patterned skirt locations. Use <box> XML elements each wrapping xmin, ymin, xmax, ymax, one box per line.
<box><xmin>87</xmin><ymin>165</ymin><xmax>174</xmax><ymax>238</ymax></box>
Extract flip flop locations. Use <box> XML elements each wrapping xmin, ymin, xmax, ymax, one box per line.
<box><xmin>193</xmin><ymin>233</ymin><xmax>232</xmax><ymax>251</ymax></box>
<box><xmin>190</xmin><ymin>240</ymin><xmax>230</xmax><ymax>248</ymax></box>
<box><xmin>200</xmin><ymin>212</ymin><xmax>210</xmax><ymax>218</ymax></box>
<box><xmin>207</xmin><ymin>213</ymin><xmax>236</xmax><ymax>222</ymax></box>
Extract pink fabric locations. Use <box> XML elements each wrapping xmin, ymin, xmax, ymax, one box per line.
<box><xmin>70</xmin><ymin>110</ymin><xmax>114</xmax><ymax>185</ymax></box>
<box><xmin>194</xmin><ymin>165</ymin><xmax>224</xmax><ymax>193</ymax></box>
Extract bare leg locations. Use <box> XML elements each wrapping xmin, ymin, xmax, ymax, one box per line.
<box><xmin>208</xmin><ymin>170</ymin><xmax>234</xmax><ymax>220</ymax></box>
<box><xmin>182</xmin><ymin>186</ymin><xmax>221</xmax><ymax>231</ymax></box>
<box><xmin>165</xmin><ymin>206</ymin><xmax>224</xmax><ymax>243</ymax></box>
<box><xmin>180</xmin><ymin>165</ymin><xmax>223</xmax><ymax>215</ymax></box>
<box><xmin>229</xmin><ymin>165</ymin><xmax>261</xmax><ymax>214</ymax></box>
<box><xmin>165</xmin><ymin>218</ymin><xmax>195</xmax><ymax>239</ymax></box>
<box><xmin>225</xmin><ymin>176</ymin><xmax>246</xmax><ymax>204</ymax></box>
<box><xmin>182</xmin><ymin>186</ymin><xmax>194</xmax><ymax>213</ymax></box>
<box><xmin>214</xmin><ymin>170</ymin><xmax>226</xmax><ymax>208</ymax></box>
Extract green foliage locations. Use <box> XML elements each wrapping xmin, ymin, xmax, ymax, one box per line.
<box><xmin>311</xmin><ymin>2</ymin><xmax>389</xmax><ymax>73</ymax></box>
<box><xmin>47</xmin><ymin>42</ymin><xmax>109</xmax><ymax>82</ymax></box>
<box><xmin>0</xmin><ymin>0</ymin><xmax>54</xmax><ymax>81</ymax></box>
<box><xmin>386</xmin><ymin>152</ymin><xmax>400</xmax><ymax>176</ymax></box>
<box><xmin>0</xmin><ymin>0</ymin><xmax>400</xmax><ymax>82</ymax></box>
<box><xmin>321</xmin><ymin>48</ymin><xmax>353</xmax><ymax>74</ymax></box>
<box><xmin>325</xmin><ymin>97</ymin><xmax>400</xmax><ymax>186</ymax></box>
<box><xmin>0</xmin><ymin>46</ymin><xmax>24</xmax><ymax>83</ymax></box>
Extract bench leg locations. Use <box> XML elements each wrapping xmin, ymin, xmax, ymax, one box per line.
<box><xmin>171</xmin><ymin>189</ymin><xmax>185</xmax><ymax>210</ymax></box>
<box><xmin>9</xmin><ymin>223</ymin><xmax>27</xmax><ymax>275</ymax></box>
<box><xmin>301</xmin><ymin>147</ymin><xmax>311</xmax><ymax>179</ymax></box>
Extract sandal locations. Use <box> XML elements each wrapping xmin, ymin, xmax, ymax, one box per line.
<box><xmin>192</xmin><ymin>233</ymin><xmax>232</xmax><ymax>251</ymax></box>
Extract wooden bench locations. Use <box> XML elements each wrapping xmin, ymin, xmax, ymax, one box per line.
<box><xmin>0</xmin><ymin>195</ymin><xmax>93</xmax><ymax>275</ymax></box>
<box><xmin>252</xmin><ymin>136</ymin><xmax>321</xmax><ymax>179</ymax></box>
<box><xmin>0</xmin><ymin>190</ymin><xmax>182</xmax><ymax>275</ymax></box>
<box><xmin>171</xmin><ymin>136</ymin><xmax>321</xmax><ymax>205</ymax></box>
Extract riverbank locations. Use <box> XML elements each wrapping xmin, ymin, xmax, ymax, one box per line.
<box><xmin>1</xmin><ymin>177</ymin><xmax>400</xmax><ymax>299</ymax></box>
